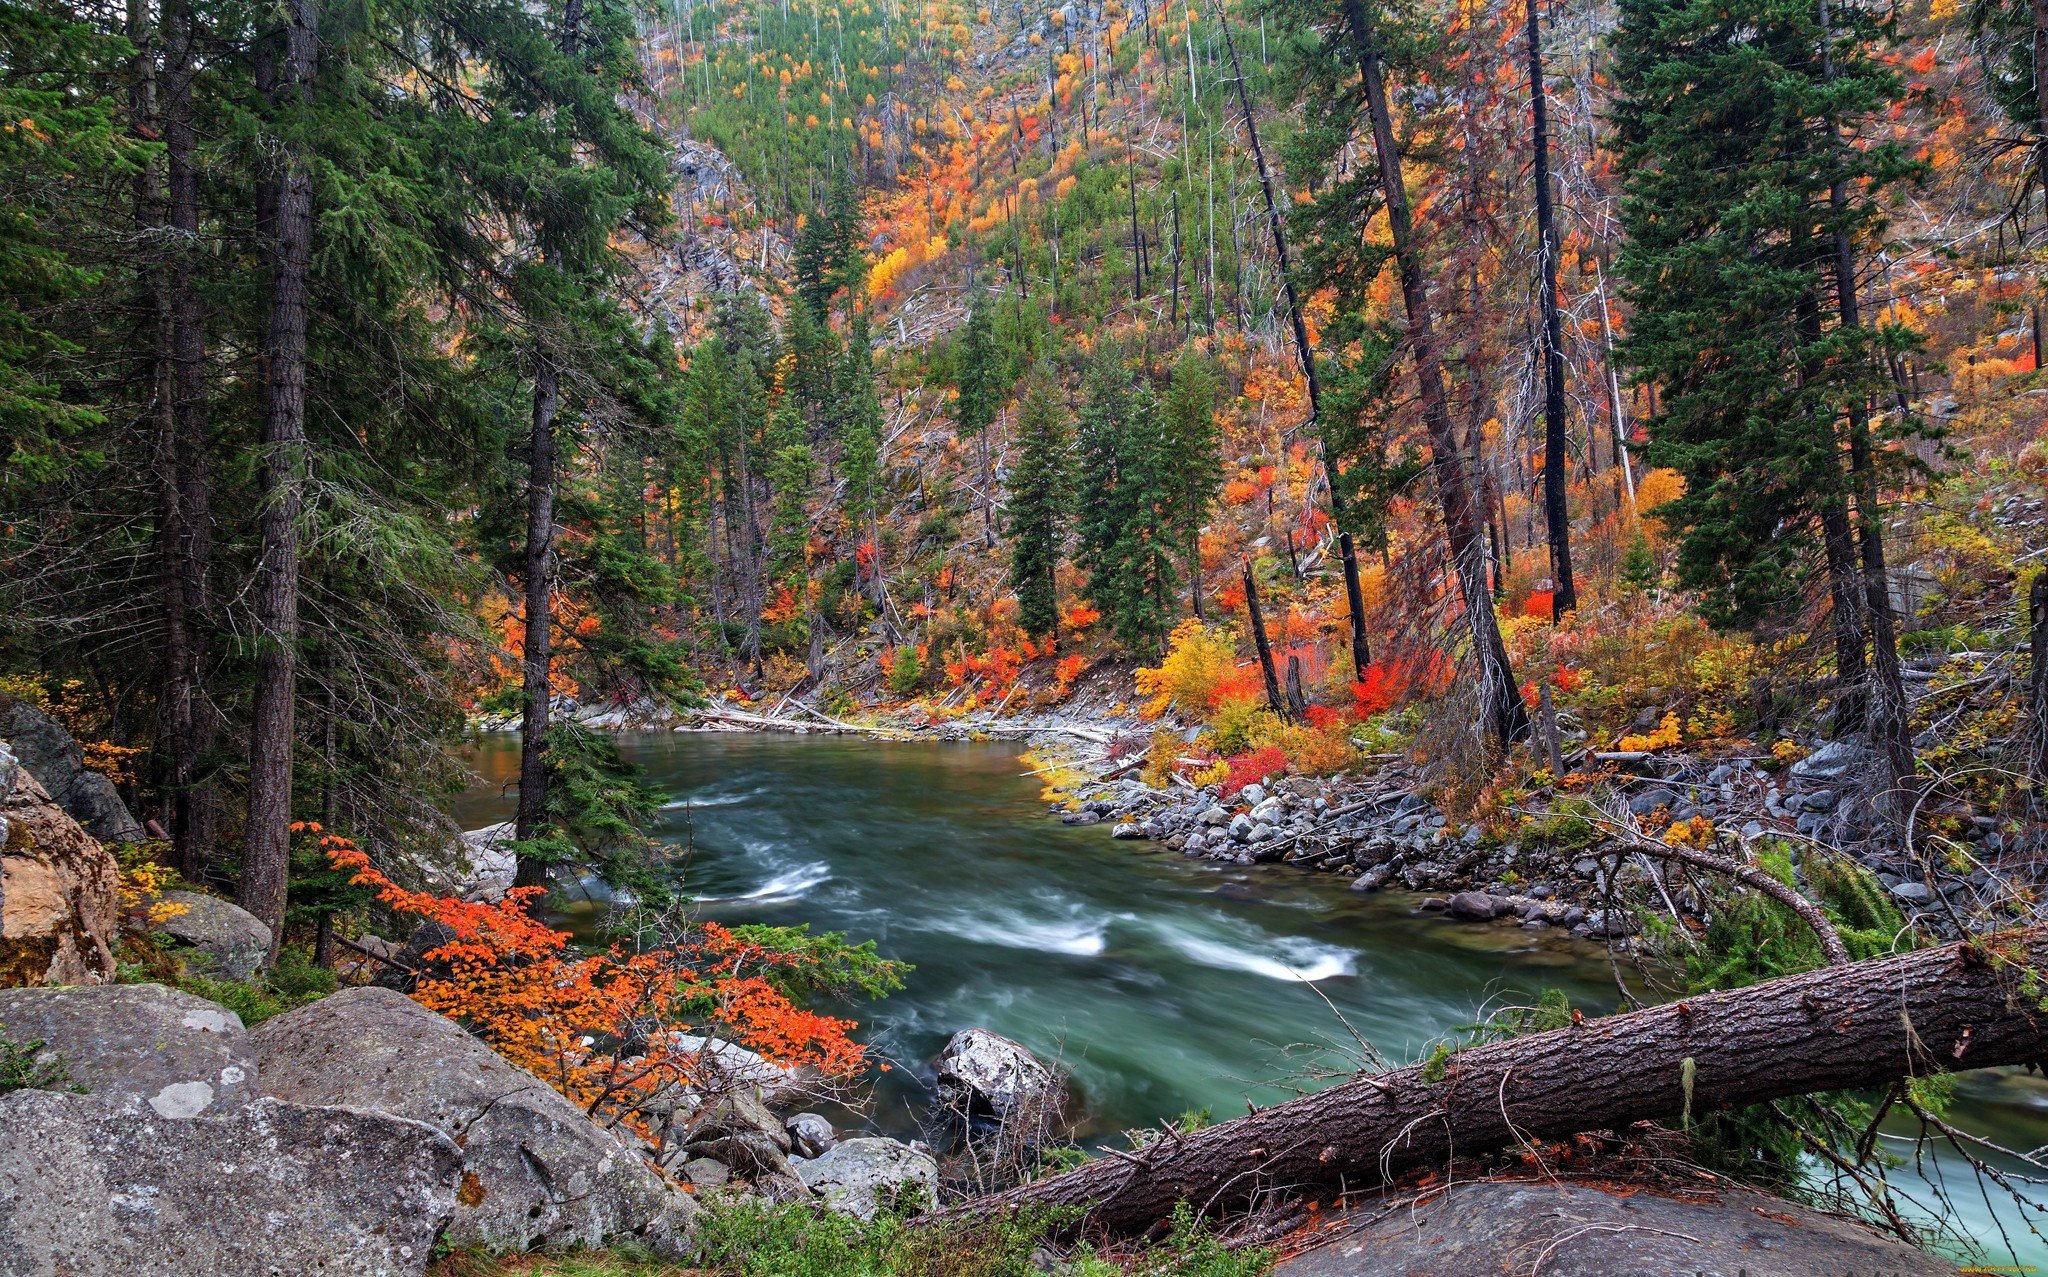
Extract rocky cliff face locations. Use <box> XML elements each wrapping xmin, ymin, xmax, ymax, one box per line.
<box><xmin>0</xmin><ymin>700</ymin><xmax>145</xmax><ymax>846</ymax></box>
<box><xmin>0</xmin><ymin>742</ymin><xmax>118</xmax><ymax>987</ymax></box>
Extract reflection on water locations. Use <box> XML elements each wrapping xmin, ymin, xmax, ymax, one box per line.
<box><xmin>452</xmin><ymin>730</ymin><xmax>2048</xmax><ymax>1264</ymax></box>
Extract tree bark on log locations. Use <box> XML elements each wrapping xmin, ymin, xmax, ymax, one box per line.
<box><xmin>946</xmin><ymin>928</ymin><xmax>2048</xmax><ymax>1238</ymax></box>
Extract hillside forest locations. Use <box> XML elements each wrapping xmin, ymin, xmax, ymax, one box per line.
<box><xmin>13</xmin><ymin>0</ymin><xmax>2048</xmax><ymax>1262</ymax></box>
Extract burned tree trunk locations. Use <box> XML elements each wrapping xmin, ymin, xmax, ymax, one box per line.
<box><xmin>514</xmin><ymin>357</ymin><xmax>561</xmax><ymax>885</ymax></box>
<box><xmin>1215</xmin><ymin>0</ymin><xmax>1372</xmax><ymax>681</ymax></box>
<box><xmin>1525</xmin><ymin>0</ymin><xmax>1575</xmax><ymax>620</ymax></box>
<box><xmin>1340</xmin><ymin>0</ymin><xmax>1528</xmax><ymax>747</ymax></box>
<box><xmin>950</xmin><ymin>928</ymin><xmax>2048</xmax><ymax>1238</ymax></box>
<box><xmin>1242</xmin><ymin>557</ymin><xmax>1286</xmax><ymax>719</ymax></box>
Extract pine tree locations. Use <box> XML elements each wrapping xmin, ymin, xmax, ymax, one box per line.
<box><xmin>1613</xmin><ymin>0</ymin><xmax>1925</xmax><ymax>811</ymax></box>
<box><xmin>1156</xmin><ymin>349</ymin><xmax>1222</xmax><ymax>613</ymax></box>
<box><xmin>1075</xmin><ymin>348</ymin><xmax>1179</xmax><ymax>651</ymax></box>
<box><xmin>836</xmin><ymin>311</ymin><xmax>886</xmax><ymax>608</ymax></box>
<box><xmin>1006</xmin><ymin>369</ymin><xmax>1072</xmax><ymax>638</ymax></box>
<box><xmin>1267</xmin><ymin>0</ymin><xmax>1530</xmax><ymax>746</ymax></box>
<box><xmin>955</xmin><ymin>300</ymin><xmax>1002</xmax><ymax>545</ymax></box>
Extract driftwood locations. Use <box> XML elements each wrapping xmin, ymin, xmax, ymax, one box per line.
<box><xmin>944</xmin><ymin>927</ymin><xmax>2048</xmax><ymax>1238</ymax></box>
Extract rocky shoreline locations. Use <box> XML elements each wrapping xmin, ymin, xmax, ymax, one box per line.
<box><xmin>471</xmin><ymin>693</ymin><xmax>2023</xmax><ymax>947</ymax></box>
<box><xmin>1031</xmin><ymin>732</ymin><xmax>2016</xmax><ymax>946</ymax></box>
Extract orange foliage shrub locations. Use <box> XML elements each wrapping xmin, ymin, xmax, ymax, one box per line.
<box><xmin>325</xmin><ymin>833</ymin><xmax>867</xmax><ymax>1148</ymax></box>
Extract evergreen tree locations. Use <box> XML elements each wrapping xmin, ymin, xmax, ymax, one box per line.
<box><xmin>1613</xmin><ymin>0</ymin><xmax>1926</xmax><ymax>809</ymax></box>
<box><xmin>1156</xmin><ymin>350</ymin><xmax>1223</xmax><ymax>612</ymax></box>
<box><xmin>955</xmin><ymin>300</ymin><xmax>1002</xmax><ymax>545</ymax></box>
<box><xmin>1075</xmin><ymin>348</ymin><xmax>1178</xmax><ymax>651</ymax></box>
<box><xmin>836</xmin><ymin>311</ymin><xmax>886</xmax><ymax>606</ymax></box>
<box><xmin>1006</xmin><ymin>369</ymin><xmax>1072</xmax><ymax>638</ymax></box>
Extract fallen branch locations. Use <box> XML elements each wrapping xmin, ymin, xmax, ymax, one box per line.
<box><xmin>1599</xmin><ymin>825</ymin><xmax>1851</xmax><ymax>966</ymax></box>
<box><xmin>940</xmin><ymin>927</ymin><xmax>2048</xmax><ymax>1238</ymax></box>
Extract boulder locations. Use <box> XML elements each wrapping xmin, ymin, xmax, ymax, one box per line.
<box><xmin>1</xmin><ymin>762</ymin><xmax>118</xmax><ymax>987</ymax></box>
<box><xmin>681</xmin><ymin>1085</ymin><xmax>797</xmax><ymax>1179</ymax></box>
<box><xmin>1270</xmin><ymin>1176</ymin><xmax>1957</xmax><ymax>1277</ymax></box>
<box><xmin>0</xmin><ymin>701</ymin><xmax>144</xmax><ymax>845</ymax></box>
<box><xmin>455</xmin><ymin>821</ymin><xmax>518</xmax><ymax>902</ymax></box>
<box><xmin>1444</xmin><ymin>892</ymin><xmax>1501</xmax><ymax>922</ymax></box>
<box><xmin>792</xmin><ymin>1136</ymin><xmax>938</xmax><ymax>1220</ymax></box>
<box><xmin>1891</xmin><ymin>881</ymin><xmax>1935</xmax><ymax>906</ymax></box>
<box><xmin>0</xmin><ymin>743</ymin><xmax>14</xmax><ymax>851</ymax></box>
<box><xmin>152</xmin><ymin>891</ymin><xmax>272</xmax><ymax>980</ymax></box>
<box><xmin>0</xmin><ymin>1091</ymin><xmax>461</xmax><ymax>1276</ymax></box>
<box><xmin>934</xmin><ymin>1027</ymin><xmax>1060</xmax><ymax>1121</ymax></box>
<box><xmin>786</xmin><ymin>1111</ymin><xmax>838</xmax><ymax>1158</ymax></box>
<box><xmin>0</xmin><ymin>984</ymin><xmax>256</xmax><ymax>1117</ymax></box>
<box><xmin>1789</xmin><ymin>739</ymin><xmax>1877</xmax><ymax>785</ymax></box>
<box><xmin>250</xmin><ymin>986</ymin><xmax>697</xmax><ymax>1256</ymax></box>
<box><xmin>647</xmin><ymin>1031</ymin><xmax>808</xmax><ymax>1106</ymax></box>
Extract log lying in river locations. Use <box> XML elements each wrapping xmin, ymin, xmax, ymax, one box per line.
<box><xmin>947</xmin><ymin>927</ymin><xmax>2048</xmax><ymax>1238</ymax></box>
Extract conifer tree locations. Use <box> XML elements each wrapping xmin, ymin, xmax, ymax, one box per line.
<box><xmin>1267</xmin><ymin>0</ymin><xmax>1530</xmax><ymax>746</ymax></box>
<box><xmin>955</xmin><ymin>300</ymin><xmax>1002</xmax><ymax>545</ymax></box>
<box><xmin>1075</xmin><ymin>348</ymin><xmax>1178</xmax><ymax>651</ymax></box>
<box><xmin>1006</xmin><ymin>369</ymin><xmax>1073</xmax><ymax>638</ymax></box>
<box><xmin>1157</xmin><ymin>350</ymin><xmax>1222</xmax><ymax>614</ymax></box>
<box><xmin>836</xmin><ymin>311</ymin><xmax>887</xmax><ymax>606</ymax></box>
<box><xmin>1612</xmin><ymin>0</ymin><xmax>1924</xmax><ymax>806</ymax></box>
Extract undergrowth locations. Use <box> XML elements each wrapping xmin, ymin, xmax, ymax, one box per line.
<box><xmin>430</xmin><ymin>1200</ymin><xmax>1270</xmax><ymax>1277</ymax></box>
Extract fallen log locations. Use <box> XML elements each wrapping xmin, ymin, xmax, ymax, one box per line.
<box><xmin>945</xmin><ymin>927</ymin><xmax>2048</xmax><ymax>1238</ymax></box>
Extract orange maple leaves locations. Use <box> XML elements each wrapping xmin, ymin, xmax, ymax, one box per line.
<box><xmin>320</xmin><ymin>828</ymin><xmax>864</xmax><ymax>1144</ymax></box>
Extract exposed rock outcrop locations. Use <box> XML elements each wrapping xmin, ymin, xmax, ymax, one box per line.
<box><xmin>0</xmin><ymin>757</ymin><xmax>118</xmax><ymax>987</ymax></box>
<box><xmin>0</xmin><ymin>1091</ymin><xmax>460</xmax><ymax>1277</ymax></box>
<box><xmin>250</xmin><ymin>986</ymin><xmax>698</xmax><ymax>1256</ymax></box>
<box><xmin>454</xmin><ymin>821</ymin><xmax>517</xmax><ymax>902</ymax></box>
<box><xmin>0</xmin><ymin>984</ymin><xmax>256</xmax><ymax>1117</ymax></box>
<box><xmin>792</xmin><ymin>1136</ymin><xmax>938</xmax><ymax>1220</ymax></box>
<box><xmin>1270</xmin><ymin>1176</ymin><xmax>1958</xmax><ymax>1276</ymax></box>
<box><xmin>151</xmin><ymin>890</ymin><xmax>272</xmax><ymax>980</ymax></box>
<box><xmin>0</xmin><ymin>700</ymin><xmax>144</xmax><ymax>845</ymax></box>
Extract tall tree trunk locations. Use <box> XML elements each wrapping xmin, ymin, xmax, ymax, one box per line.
<box><xmin>2031</xmin><ymin>573</ymin><xmax>2048</xmax><ymax>798</ymax></box>
<box><xmin>241</xmin><ymin>0</ymin><xmax>318</xmax><ymax>951</ymax></box>
<box><xmin>1215</xmin><ymin>0</ymin><xmax>1371</xmax><ymax>677</ymax></box>
<box><xmin>1341</xmin><ymin>0</ymin><xmax>1528</xmax><ymax>746</ymax></box>
<box><xmin>1525</xmin><ymin>0</ymin><xmax>1574</xmax><ymax>620</ymax></box>
<box><xmin>162</xmin><ymin>0</ymin><xmax>215</xmax><ymax>878</ymax></box>
<box><xmin>514</xmin><ymin>358</ymin><xmax>561</xmax><ymax>885</ymax></box>
<box><xmin>1822</xmin><ymin>499</ymin><xmax>1869</xmax><ymax>735</ymax></box>
<box><xmin>951</xmin><ymin>926</ymin><xmax>2048</xmax><ymax>1237</ymax></box>
<box><xmin>1816</xmin><ymin>0</ymin><xmax>1914</xmax><ymax>818</ymax></box>
<box><xmin>1242</xmin><ymin>557</ymin><xmax>1287</xmax><ymax>719</ymax></box>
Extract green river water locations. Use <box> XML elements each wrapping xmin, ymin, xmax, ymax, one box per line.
<box><xmin>453</xmin><ymin>731</ymin><xmax>2048</xmax><ymax>1265</ymax></box>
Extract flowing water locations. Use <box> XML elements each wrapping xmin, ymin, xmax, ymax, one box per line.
<box><xmin>453</xmin><ymin>731</ymin><xmax>2048</xmax><ymax>1263</ymax></box>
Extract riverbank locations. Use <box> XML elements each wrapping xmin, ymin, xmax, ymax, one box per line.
<box><xmin>474</xmin><ymin>690</ymin><xmax>2012</xmax><ymax>951</ymax></box>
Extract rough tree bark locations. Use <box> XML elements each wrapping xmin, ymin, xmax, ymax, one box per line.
<box><xmin>951</xmin><ymin>927</ymin><xmax>2048</xmax><ymax>1237</ymax></box>
<box><xmin>161</xmin><ymin>0</ymin><xmax>216</xmax><ymax>879</ymax></box>
<box><xmin>1525</xmin><ymin>0</ymin><xmax>1575</xmax><ymax>620</ymax></box>
<box><xmin>241</xmin><ymin>0</ymin><xmax>318</xmax><ymax>951</ymax></box>
<box><xmin>1340</xmin><ymin>0</ymin><xmax>1528</xmax><ymax>747</ymax></box>
<box><xmin>1242</xmin><ymin>557</ymin><xmax>1287</xmax><ymax>719</ymax></box>
<box><xmin>1816</xmin><ymin>0</ymin><xmax>1916</xmax><ymax>822</ymax></box>
<box><xmin>514</xmin><ymin>357</ymin><xmax>561</xmax><ymax>883</ymax></box>
<box><xmin>2031</xmin><ymin>573</ymin><xmax>2048</xmax><ymax>795</ymax></box>
<box><xmin>1215</xmin><ymin>0</ymin><xmax>1372</xmax><ymax>679</ymax></box>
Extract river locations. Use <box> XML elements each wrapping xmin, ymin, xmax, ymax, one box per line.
<box><xmin>452</xmin><ymin>731</ymin><xmax>2048</xmax><ymax>1264</ymax></box>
